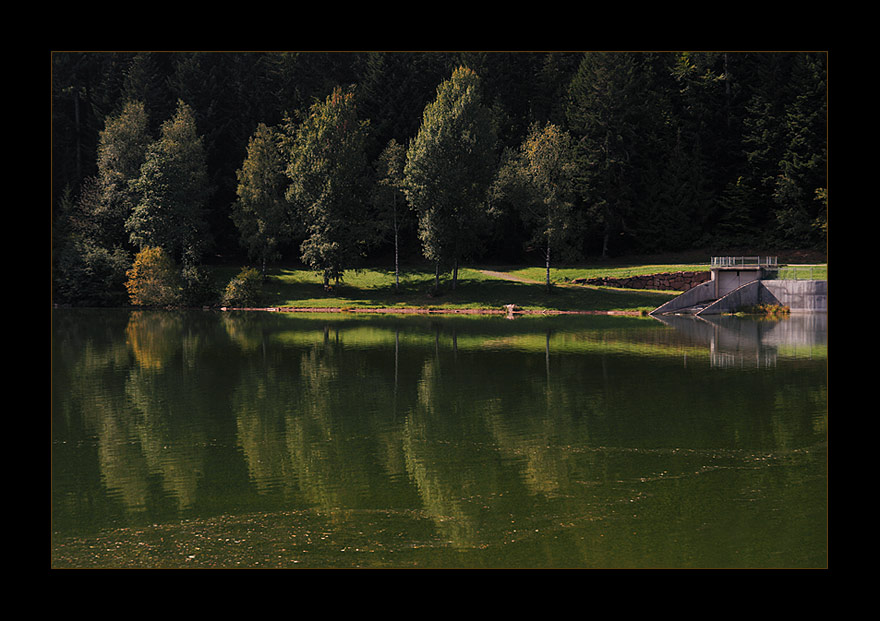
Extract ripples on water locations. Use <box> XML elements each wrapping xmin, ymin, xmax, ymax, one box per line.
<box><xmin>52</xmin><ymin>310</ymin><xmax>827</xmax><ymax>568</ymax></box>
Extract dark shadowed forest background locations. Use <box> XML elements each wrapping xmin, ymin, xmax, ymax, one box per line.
<box><xmin>51</xmin><ymin>51</ymin><xmax>827</xmax><ymax>306</ymax></box>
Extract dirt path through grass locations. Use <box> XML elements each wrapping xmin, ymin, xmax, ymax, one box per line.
<box><xmin>475</xmin><ymin>268</ymin><xmax>585</xmax><ymax>290</ymax></box>
<box><xmin>475</xmin><ymin>269</ymin><xmax>542</xmax><ymax>284</ymax></box>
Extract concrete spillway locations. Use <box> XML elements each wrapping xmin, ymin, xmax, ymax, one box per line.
<box><xmin>650</xmin><ymin>258</ymin><xmax>827</xmax><ymax>317</ymax></box>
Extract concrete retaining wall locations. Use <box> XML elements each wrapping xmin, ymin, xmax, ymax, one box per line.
<box><xmin>699</xmin><ymin>280</ymin><xmax>827</xmax><ymax>315</ymax></box>
<box><xmin>651</xmin><ymin>280</ymin><xmax>828</xmax><ymax>315</ymax></box>
<box><xmin>761</xmin><ymin>280</ymin><xmax>827</xmax><ymax>312</ymax></box>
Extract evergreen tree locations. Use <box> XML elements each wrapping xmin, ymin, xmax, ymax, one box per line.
<box><xmin>121</xmin><ymin>53</ymin><xmax>173</xmax><ymax>135</ymax></box>
<box><xmin>357</xmin><ymin>52</ymin><xmax>457</xmax><ymax>158</ymax></box>
<box><xmin>670</xmin><ymin>52</ymin><xmax>740</xmax><ymax>188</ymax></box>
<box><xmin>670</xmin><ymin>52</ymin><xmax>748</xmax><ymax>248</ymax></box>
<box><xmin>166</xmin><ymin>52</ymin><xmax>265</xmax><ymax>250</ymax></box>
<box><xmin>772</xmin><ymin>52</ymin><xmax>827</xmax><ymax>247</ymax></box>
<box><xmin>126</xmin><ymin>100</ymin><xmax>213</xmax><ymax>266</ymax></box>
<box><xmin>232</xmin><ymin>122</ymin><xmax>291</xmax><ymax>274</ymax></box>
<box><xmin>404</xmin><ymin>66</ymin><xmax>497</xmax><ymax>291</ymax></box>
<box><xmin>53</xmin><ymin>101</ymin><xmax>150</xmax><ymax>306</ymax></box>
<box><xmin>52</xmin><ymin>52</ymin><xmax>130</xmax><ymax>205</ymax></box>
<box><xmin>284</xmin><ymin>85</ymin><xmax>372</xmax><ymax>288</ymax></box>
<box><xmin>566</xmin><ymin>52</ymin><xmax>651</xmax><ymax>257</ymax></box>
<box><xmin>713</xmin><ymin>176</ymin><xmax>758</xmax><ymax>247</ymax></box>
<box><xmin>53</xmin><ymin>181</ymin><xmax>131</xmax><ymax>306</ymax></box>
<box><xmin>738</xmin><ymin>53</ymin><xmax>796</xmax><ymax>240</ymax></box>
<box><xmin>637</xmin><ymin>123</ymin><xmax>712</xmax><ymax>252</ymax></box>
<box><xmin>622</xmin><ymin>53</ymin><xmax>708</xmax><ymax>253</ymax></box>
<box><xmin>533</xmin><ymin>53</ymin><xmax>583</xmax><ymax>127</ymax></box>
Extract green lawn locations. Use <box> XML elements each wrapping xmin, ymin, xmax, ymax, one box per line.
<box><xmin>507</xmin><ymin>263</ymin><xmax>710</xmax><ymax>284</ymax></box>
<box><xmin>210</xmin><ymin>257</ymin><xmax>828</xmax><ymax>314</ymax></box>
<box><xmin>775</xmin><ymin>265</ymin><xmax>828</xmax><ymax>280</ymax></box>
<box><xmin>244</xmin><ymin>265</ymin><xmax>679</xmax><ymax>314</ymax></box>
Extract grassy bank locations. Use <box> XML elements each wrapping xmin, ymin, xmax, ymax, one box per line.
<box><xmin>507</xmin><ymin>263</ymin><xmax>709</xmax><ymax>285</ymax></box>
<box><xmin>210</xmin><ymin>250</ymin><xmax>825</xmax><ymax>315</ymax></box>
<box><xmin>220</xmin><ymin>264</ymin><xmax>685</xmax><ymax>315</ymax></box>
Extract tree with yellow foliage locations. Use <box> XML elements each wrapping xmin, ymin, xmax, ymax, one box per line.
<box><xmin>125</xmin><ymin>246</ymin><xmax>182</xmax><ymax>306</ymax></box>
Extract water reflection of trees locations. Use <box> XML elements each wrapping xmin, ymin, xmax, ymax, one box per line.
<box><xmin>53</xmin><ymin>311</ymin><xmax>827</xmax><ymax>563</ymax></box>
<box><xmin>54</xmin><ymin>311</ymin><xmax>226</xmax><ymax>521</ymax></box>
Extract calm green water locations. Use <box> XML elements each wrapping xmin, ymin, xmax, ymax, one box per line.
<box><xmin>51</xmin><ymin>309</ymin><xmax>827</xmax><ymax>569</ymax></box>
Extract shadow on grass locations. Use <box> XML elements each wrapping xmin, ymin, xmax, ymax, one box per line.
<box><xmin>260</xmin><ymin>267</ymin><xmax>674</xmax><ymax>313</ymax></box>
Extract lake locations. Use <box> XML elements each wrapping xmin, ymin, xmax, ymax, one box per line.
<box><xmin>51</xmin><ymin>308</ymin><xmax>827</xmax><ymax>569</ymax></box>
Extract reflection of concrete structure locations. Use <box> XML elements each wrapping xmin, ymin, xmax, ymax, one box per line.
<box><xmin>652</xmin><ymin>313</ymin><xmax>827</xmax><ymax>368</ymax></box>
<box><xmin>651</xmin><ymin>257</ymin><xmax>827</xmax><ymax>316</ymax></box>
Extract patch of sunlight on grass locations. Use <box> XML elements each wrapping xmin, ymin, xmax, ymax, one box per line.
<box><xmin>217</xmin><ymin>264</ymin><xmax>677</xmax><ymax>313</ymax></box>
<box><xmin>508</xmin><ymin>264</ymin><xmax>710</xmax><ymax>284</ymax></box>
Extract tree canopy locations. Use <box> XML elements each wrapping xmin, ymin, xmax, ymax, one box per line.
<box><xmin>404</xmin><ymin>66</ymin><xmax>497</xmax><ymax>290</ymax></box>
<box><xmin>232</xmin><ymin>122</ymin><xmax>290</xmax><ymax>274</ymax></box>
<box><xmin>284</xmin><ymin>85</ymin><xmax>372</xmax><ymax>287</ymax></box>
<box><xmin>52</xmin><ymin>51</ymin><xmax>828</xmax><ymax>306</ymax></box>
<box><xmin>126</xmin><ymin>99</ymin><xmax>212</xmax><ymax>266</ymax></box>
<box><xmin>492</xmin><ymin>122</ymin><xmax>579</xmax><ymax>291</ymax></box>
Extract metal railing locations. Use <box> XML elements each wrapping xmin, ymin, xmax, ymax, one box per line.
<box><xmin>711</xmin><ymin>256</ymin><xmax>778</xmax><ymax>267</ymax></box>
<box><xmin>709</xmin><ymin>257</ymin><xmax>826</xmax><ymax>280</ymax></box>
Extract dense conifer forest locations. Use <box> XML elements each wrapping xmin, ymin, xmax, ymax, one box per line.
<box><xmin>51</xmin><ymin>51</ymin><xmax>827</xmax><ymax>306</ymax></box>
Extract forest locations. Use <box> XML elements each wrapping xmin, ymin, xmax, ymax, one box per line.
<box><xmin>51</xmin><ymin>51</ymin><xmax>827</xmax><ymax>307</ymax></box>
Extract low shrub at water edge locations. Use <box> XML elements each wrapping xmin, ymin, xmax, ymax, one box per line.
<box><xmin>733</xmin><ymin>303</ymin><xmax>791</xmax><ymax>316</ymax></box>
<box><xmin>221</xmin><ymin>267</ymin><xmax>264</xmax><ymax>307</ymax></box>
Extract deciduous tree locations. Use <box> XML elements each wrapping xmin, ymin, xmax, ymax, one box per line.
<box><xmin>404</xmin><ymin>66</ymin><xmax>497</xmax><ymax>291</ymax></box>
<box><xmin>125</xmin><ymin>246</ymin><xmax>182</xmax><ymax>306</ymax></box>
<box><xmin>372</xmin><ymin>139</ymin><xmax>409</xmax><ymax>290</ymax></box>
<box><xmin>284</xmin><ymin>86</ymin><xmax>371</xmax><ymax>288</ymax></box>
<box><xmin>492</xmin><ymin>123</ymin><xmax>579</xmax><ymax>292</ymax></box>
<box><xmin>95</xmin><ymin>99</ymin><xmax>151</xmax><ymax>249</ymax></box>
<box><xmin>232</xmin><ymin>122</ymin><xmax>291</xmax><ymax>275</ymax></box>
<box><xmin>126</xmin><ymin>100</ymin><xmax>212</xmax><ymax>267</ymax></box>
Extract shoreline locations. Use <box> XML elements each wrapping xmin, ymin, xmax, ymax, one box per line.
<box><xmin>218</xmin><ymin>305</ymin><xmax>645</xmax><ymax>317</ymax></box>
<box><xmin>54</xmin><ymin>303</ymin><xmax>646</xmax><ymax>316</ymax></box>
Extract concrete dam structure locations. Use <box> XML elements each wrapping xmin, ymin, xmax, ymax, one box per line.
<box><xmin>650</xmin><ymin>257</ymin><xmax>827</xmax><ymax>317</ymax></box>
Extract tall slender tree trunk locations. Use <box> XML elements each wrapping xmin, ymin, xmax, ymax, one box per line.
<box><xmin>434</xmin><ymin>261</ymin><xmax>440</xmax><ymax>292</ymax></box>
<box><xmin>394</xmin><ymin>216</ymin><xmax>400</xmax><ymax>291</ymax></box>
<box><xmin>452</xmin><ymin>258</ymin><xmax>458</xmax><ymax>291</ymax></box>
<box><xmin>545</xmin><ymin>241</ymin><xmax>552</xmax><ymax>293</ymax></box>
